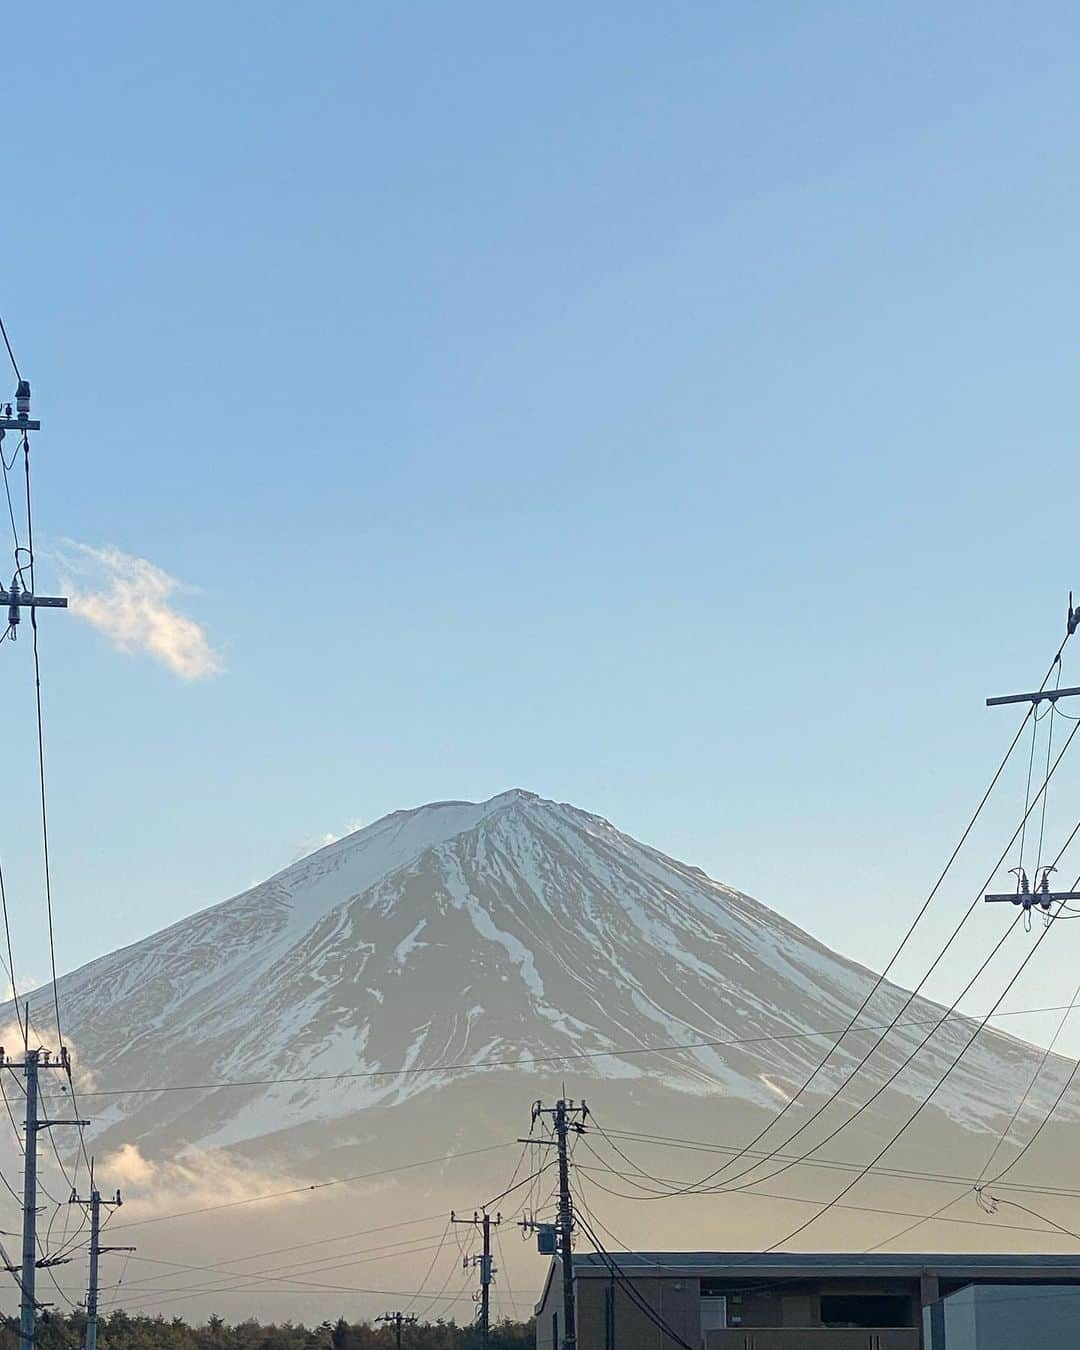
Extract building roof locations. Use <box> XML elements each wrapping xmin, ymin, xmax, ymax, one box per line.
<box><xmin>571</xmin><ymin>1252</ymin><xmax>1080</xmax><ymax>1281</ymax></box>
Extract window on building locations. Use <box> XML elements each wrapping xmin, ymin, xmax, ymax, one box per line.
<box><xmin>700</xmin><ymin>1297</ymin><xmax>728</xmax><ymax>1331</ymax></box>
<box><xmin>820</xmin><ymin>1294</ymin><xmax>911</xmax><ymax>1327</ymax></box>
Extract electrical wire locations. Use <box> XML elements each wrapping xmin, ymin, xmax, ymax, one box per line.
<box><xmin>576</xmin><ymin>1155</ymin><xmax>1079</xmax><ymax>1243</ymax></box>
<box><xmin>22</xmin><ymin>435</ymin><xmax>66</xmax><ymax>1063</ymax></box>
<box><xmin>760</xmin><ymin>881</ymin><xmax>1078</xmax><ymax>1252</ymax></box>
<box><xmin>413</xmin><ymin>1231</ymin><xmax>474</xmax><ymax>1324</ymax></box>
<box><xmin>598</xmin><ymin>725</ymin><xmax>1080</xmax><ymax>1204</ymax></box>
<box><xmin>108</xmin><ymin>1141</ymin><xmax>515</xmax><ymax>1230</ymax></box>
<box><xmin>71</xmin><ymin>999</ymin><xmax>1080</xmax><ymax>1100</ymax></box>
<box><xmin>639</xmin><ymin>648</ymin><xmax>1069</xmax><ymax>1200</ymax></box>
<box><xmin>1016</xmin><ymin>697</ymin><xmax>1042</xmax><ymax>879</ymax></box>
<box><xmin>24</xmin><ymin>1009</ymin><xmax>89</xmax><ymax>1196</ymax></box>
<box><xmin>572</xmin><ymin>1207</ymin><xmax>696</xmax><ymax>1350</ymax></box>
<box><xmin>400</xmin><ymin>1216</ymin><xmax>454</xmax><ymax>1316</ymax></box>
<box><xmin>493</xmin><ymin>1220</ymin><xmax>514</xmax><ymax>1318</ymax></box>
<box><xmin>575</xmin><ymin>1144</ymin><xmax>1080</xmax><ymax>1241</ymax></box>
<box><xmin>0</xmin><ymin>313</ymin><xmax>21</xmax><ymax>382</ymax></box>
<box><xmin>981</xmin><ymin>1048</ymin><xmax>1080</xmax><ymax>1191</ymax></box>
<box><xmin>4</xmin><ymin>422</ymin><xmax>94</xmax><ymax>1196</ymax></box>
<box><xmin>591</xmin><ymin>1124</ymin><xmax>1080</xmax><ymax>1200</ymax></box>
<box><xmin>861</xmin><ymin>1188</ymin><xmax>973</xmax><ymax>1254</ymax></box>
<box><xmin>113</xmin><ymin>1233</ymin><xmax>465</xmax><ymax>1310</ymax></box>
<box><xmin>0</xmin><ymin>853</ymin><xmax>25</xmax><ymax>1053</ymax></box>
<box><xmin>483</xmin><ymin>1161</ymin><xmax>556</xmax><ymax>1213</ymax></box>
<box><xmin>979</xmin><ymin>1193</ymin><xmax>1080</xmax><ymax>1245</ymax></box>
<box><xmin>109</xmin><ymin>1212</ymin><xmax>450</xmax><ymax>1298</ymax></box>
<box><xmin>1</xmin><ymin>1060</ymin><xmax>70</xmax><ymax>1211</ymax></box>
<box><xmin>975</xmin><ymin>976</ymin><xmax>1080</xmax><ymax>1187</ymax></box>
<box><xmin>1033</xmin><ymin>664</ymin><xmax>1061</xmax><ymax>875</ymax></box>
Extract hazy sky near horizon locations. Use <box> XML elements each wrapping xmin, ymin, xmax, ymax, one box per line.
<box><xmin>4</xmin><ymin>3</ymin><xmax>1080</xmax><ymax>1052</ymax></box>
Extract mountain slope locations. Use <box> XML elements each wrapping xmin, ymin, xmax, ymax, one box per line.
<box><xmin>20</xmin><ymin>788</ymin><xmax>1071</xmax><ymax>1163</ymax></box>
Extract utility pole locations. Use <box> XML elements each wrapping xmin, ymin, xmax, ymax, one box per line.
<box><xmin>70</xmin><ymin>1166</ymin><xmax>132</xmax><ymax>1350</ymax></box>
<box><xmin>985</xmin><ymin>628</ymin><xmax>1080</xmax><ymax>927</ymax></box>
<box><xmin>375</xmin><ymin>1311</ymin><xmax>415</xmax><ymax>1350</ymax></box>
<box><xmin>0</xmin><ymin>347</ymin><xmax>85</xmax><ymax>1350</ymax></box>
<box><xmin>451</xmin><ymin>1209</ymin><xmax>501</xmax><ymax>1348</ymax></box>
<box><xmin>0</xmin><ymin>1042</ymin><xmax>88</xmax><ymax>1350</ymax></box>
<box><xmin>0</xmin><ymin>380</ymin><xmax>67</xmax><ymax>637</ymax></box>
<box><xmin>520</xmin><ymin>1098</ymin><xmax>589</xmax><ymax>1350</ymax></box>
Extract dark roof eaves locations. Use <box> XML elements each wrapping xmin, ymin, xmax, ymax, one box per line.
<box><xmin>572</xmin><ymin>1253</ymin><xmax>1080</xmax><ymax>1280</ymax></box>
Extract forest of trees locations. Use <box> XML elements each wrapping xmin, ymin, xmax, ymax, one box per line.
<box><xmin>0</xmin><ymin>1312</ymin><xmax>534</xmax><ymax>1350</ymax></box>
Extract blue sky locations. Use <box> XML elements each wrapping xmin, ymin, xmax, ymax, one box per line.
<box><xmin>4</xmin><ymin>2</ymin><xmax>1080</xmax><ymax>1051</ymax></box>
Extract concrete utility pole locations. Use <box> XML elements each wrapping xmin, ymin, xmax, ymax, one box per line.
<box><xmin>0</xmin><ymin>1043</ymin><xmax>88</xmax><ymax>1350</ymax></box>
<box><xmin>375</xmin><ymin>1311</ymin><xmax>415</xmax><ymax>1350</ymax></box>
<box><xmin>0</xmin><ymin>380</ymin><xmax>68</xmax><ymax>639</ymax></box>
<box><xmin>451</xmin><ymin>1209</ymin><xmax>501</xmax><ymax>1348</ymax></box>
<box><xmin>984</xmin><ymin>641</ymin><xmax>1080</xmax><ymax>929</ymax></box>
<box><xmin>20</xmin><ymin>1048</ymin><xmax>40</xmax><ymax>1350</ymax></box>
<box><xmin>521</xmin><ymin>1098</ymin><xmax>589</xmax><ymax>1350</ymax></box>
<box><xmin>0</xmin><ymin>351</ymin><xmax>84</xmax><ymax>1350</ymax></box>
<box><xmin>70</xmin><ymin>1169</ymin><xmax>131</xmax><ymax>1350</ymax></box>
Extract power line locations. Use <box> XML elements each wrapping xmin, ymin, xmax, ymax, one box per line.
<box><xmin>70</xmin><ymin>999</ymin><xmax>1080</xmax><ymax>1099</ymax></box>
<box><xmin>109</xmin><ymin>1141</ymin><xmax>515</xmax><ymax>1230</ymax></box>
<box><xmin>109</xmin><ymin>1276</ymin><xmax>538</xmax><ymax>1317</ymax></box>
<box><xmin>637</xmin><ymin>650</ymin><xmax>1067</xmax><ymax>1201</ymax></box>
<box><xmin>400</xmin><ymin>1216</ymin><xmax>453</xmax><ymax>1317</ymax></box>
<box><xmin>981</xmin><ymin>1034</ymin><xmax>1080</xmax><ymax>1191</ymax></box>
<box><xmin>0</xmin><ymin>858</ymin><xmax>24</xmax><ymax>1052</ymax></box>
<box><xmin>604</xmin><ymin>734</ymin><xmax>1080</xmax><ymax>1206</ymax></box>
<box><xmin>761</xmin><ymin>881</ymin><xmax>1078</xmax><ymax>1251</ymax></box>
<box><xmin>576</xmin><ymin>867</ymin><xmax>1080</xmax><ymax>1257</ymax></box>
<box><xmin>483</xmin><ymin>1160</ymin><xmax>555</xmax><ymax>1211</ymax></box>
<box><xmin>117</xmin><ymin>1233</ymin><xmax>483</xmax><ymax>1300</ymax></box>
<box><xmin>975</xmin><ymin>975</ymin><xmax>1080</xmax><ymax>1187</ymax></box>
<box><xmin>590</xmin><ymin>1125</ymin><xmax>1080</xmax><ymax>1200</ymax></box>
<box><xmin>121</xmin><ymin>1232</ymin><xmax>458</xmax><ymax>1299</ymax></box>
<box><xmin>574</xmin><ymin>1153</ymin><xmax>1080</xmax><ymax>1241</ymax></box>
<box><xmin>861</xmin><ymin>1188</ymin><xmax>972</xmax><ymax>1254</ymax></box>
<box><xmin>410</xmin><ymin>1231</ymin><xmax>470</xmax><ymax>1324</ymax></box>
<box><xmin>572</xmin><ymin>1208</ymin><xmax>696</xmax><ymax>1350</ymax></box>
<box><xmin>21</xmin><ymin>436</ymin><xmax>65</xmax><ymax>1058</ymax></box>
<box><xmin>0</xmin><ymin>313</ymin><xmax>21</xmax><ymax>382</ymax></box>
<box><xmin>978</xmin><ymin>1193</ymin><xmax>1080</xmax><ymax>1246</ymax></box>
<box><xmin>95</xmin><ymin>1212</ymin><xmax>452</xmax><ymax>1308</ymax></box>
<box><xmin>1033</xmin><ymin>666</ymin><xmax>1060</xmax><ymax>872</ymax></box>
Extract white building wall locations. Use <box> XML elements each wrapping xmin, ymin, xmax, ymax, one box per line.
<box><xmin>925</xmin><ymin>1283</ymin><xmax>1080</xmax><ymax>1347</ymax></box>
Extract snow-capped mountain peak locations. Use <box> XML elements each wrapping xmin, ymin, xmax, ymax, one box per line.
<box><xmin>19</xmin><ymin>790</ymin><xmax>1072</xmax><ymax>1164</ymax></box>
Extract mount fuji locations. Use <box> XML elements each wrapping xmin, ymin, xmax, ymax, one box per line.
<box><xmin>4</xmin><ymin>787</ymin><xmax>1077</xmax><ymax>1324</ymax></box>
<box><xmin>22</xmin><ymin>788</ymin><xmax>1072</xmax><ymax>1162</ymax></box>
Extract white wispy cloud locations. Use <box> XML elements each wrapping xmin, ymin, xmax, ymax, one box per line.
<box><xmin>59</xmin><ymin>542</ymin><xmax>220</xmax><ymax>680</ymax></box>
<box><xmin>100</xmin><ymin>1142</ymin><xmax>307</xmax><ymax>1219</ymax></box>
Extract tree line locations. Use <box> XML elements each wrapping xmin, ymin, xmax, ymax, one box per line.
<box><xmin>0</xmin><ymin>1312</ymin><xmax>534</xmax><ymax>1350</ymax></box>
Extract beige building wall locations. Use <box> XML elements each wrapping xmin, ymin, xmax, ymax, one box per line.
<box><xmin>534</xmin><ymin>1262</ymin><xmax>925</xmax><ymax>1348</ymax></box>
<box><xmin>535</xmin><ymin>1263</ymin><xmax>700</xmax><ymax>1350</ymax></box>
<box><xmin>577</xmin><ymin>1274</ymin><xmax>701</xmax><ymax>1349</ymax></box>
